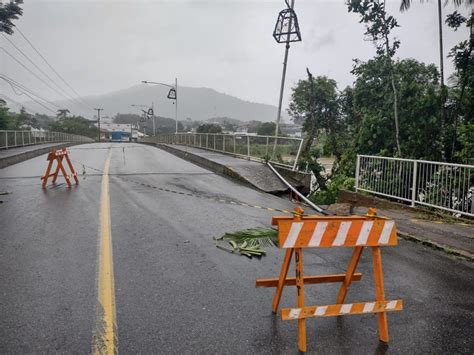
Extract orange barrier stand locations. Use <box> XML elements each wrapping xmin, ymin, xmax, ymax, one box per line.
<box><xmin>256</xmin><ymin>207</ymin><xmax>403</xmax><ymax>352</ymax></box>
<box><xmin>41</xmin><ymin>148</ymin><xmax>79</xmax><ymax>188</ymax></box>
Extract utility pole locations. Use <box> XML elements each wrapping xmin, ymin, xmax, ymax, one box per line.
<box><xmin>94</xmin><ymin>108</ymin><xmax>103</xmax><ymax>142</ymax></box>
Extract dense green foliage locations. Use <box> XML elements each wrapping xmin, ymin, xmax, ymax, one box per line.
<box><xmin>0</xmin><ymin>105</ymin><xmax>50</xmax><ymax>130</ymax></box>
<box><xmin>288</xmin><ymin>0</ymin><xmax>473</xmax><ymax>205</ymax></box>
<box><xmin>256</xmin><ymin>122</ymin><xmax>279</xmax><ymax>136</ymax></box>
<box><xmin>48</xmin><ymin>116</ymin><xmax>97</xmax><ymax>139</ymax></box>
<box><xmin>0</xmin><ymin>103</ymin><xmax>97</xmax><ymax>139</ymax></box>
<box><xmin>197</xmin><ymin>123</ymin><xmax>222</xmax><ymax>133</ymax></box>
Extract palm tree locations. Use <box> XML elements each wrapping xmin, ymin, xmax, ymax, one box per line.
<box><xmin>401</xmin><ymin>0</ymin><xmax>472</xmax><ymax>11</ymax></box>
<box><xmin>400</xmin><ymin>0</ymin><xmax>473</xmax><ymax>87</ymax></box>
<box><xmin>56</xmin><ymin>109</ymin><xmax>70</xmax><ymax>120</ymax></box>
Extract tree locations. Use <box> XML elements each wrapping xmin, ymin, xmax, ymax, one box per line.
<box><xmin>400</xmin><ymin>0</ymin><xmax>474</xmax><ymax>87</ymax></box>
<box><xmin>0</xmin><ymin>101</ymin><xmax>13</xmax><ymax>129</ymax></box>
<box><xmin>288</xmin><ymin>71</ymin><xmax>339</xmax><ymax>159</ymax></box>
<box><xmin>348</xmin><ymin>0</ymin><xmax>402</xmax><ymax>156</ymax></box>
<box><xmin>446</xmin><ymin>9</ymin><xmax>474</xmax><ymax>162</ymax></box>
<box><xmin>256</xmin><ymin>122</ymin><xmax>280</xmax><ymax>136</ymax></box>
<box><xmin>352</xmin><ymin>58</ymin><xmax>443</xmax><ymax>159</ymax></box>
<box><xmin>331</xmin><ymin>86</ymin><xmax>362</xmax><ymax>176</ymax></box>
<box><xmin>0</xmin><ymin>0</ymin><xmax>23</xmax><ymax>35</ymax></box>
<box><xmin>196</xmin><ymin>123</ymin><xmax>222</xmax><ymax>133</ymax></box>
<box><xmin>15</xmin><ymin>106</ymin><xmax>32</xmax><ymax>128</ymax></box>
<box><xmin>49</xmin><ymin>116</ymin><xmax>97</xmax><ymax>139</ymax></box>
<box><xmin>114</xmin><ymin>113</ymin><xmax>142</xmax><ymax>124</ymax></box>
<box><xmin>56</xmin><ymin>109</ymin><xmax>70</xmax><ymax>120</ymax></box>
<box><xmin>400</xmin><ymin>0</ymin><xmax>473</xmax><ymax>11</ymax></box>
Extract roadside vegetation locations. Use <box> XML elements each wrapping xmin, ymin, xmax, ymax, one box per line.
<box><xmin>0</xmin><ymin>104</ymin><xmax>98</xmax><ymax>139</ymax></box>
<box><xmin>289</xmin><ymin>0</ymin><xmax>473</xmax><ymax>205</ymax></box>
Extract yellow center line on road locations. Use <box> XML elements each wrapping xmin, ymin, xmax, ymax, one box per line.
<box><xmin>93</xmin><ymin>150</ymin><xmax>117</xmax><ymax>354</ymax></box>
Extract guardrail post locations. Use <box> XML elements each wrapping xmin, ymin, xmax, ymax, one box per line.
<box><xmin>223</xmin><ymin>135</ymin><xmax>226</xmax><ymax>152</ymax></box>
<box><xmin>233</xmin><ymin>136</ymin><xmax>236</xmax><ymax>153</ymax></box>
<box><xmin>293</xmin><ymin>138</ymin><xmax>304</xmax><ymax>171</ymax></box>
<box><xmin>411</xmin><ymin>161</ymin><xmax>418</xmax><ymax>207</ymax></box>
<box><xmin>471</xmin><ymin>192</ymin><xmax>474</xmax><ymax>215</ymax></box>
<box><xmin>14</xmin><ymin>131</ymin><xmax>17</xmax><ymax>147</ymax></box>
<box><xmin>213</xmin><ymin>135</ymin><xmax>216</xmax><ymax>150</ymax></box>
<box><xmin>247</xmin><ymin>135</ymin><xmax>250</xmax><ymax>158</ymax></box>
<box><xmin>22</xmin><ymin>131</ymin><xmax>24</xmax><ymax>146</ymax></box>
<box><xmin>5</xmin><ymin>131</ymin><xmax>8</xmax><ymax>149</ymax></box>
<box><xmin>355</xmin><ymin>155</ymin><xmax>361</xmax><ymax>192</ymax></box>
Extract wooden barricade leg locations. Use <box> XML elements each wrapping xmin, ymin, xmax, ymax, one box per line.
<box><xmin>272</xmin><ymin>249</ymin><xmax>293</xmax><ymax>313</ymax></box>
<box><xmin>57</xmin><ymin>157</ymin><xmax>72</xmax><ymax>187</ymax></box>
<box><xmin>336</xmin><ymin>246</ymin><xmax>364</xmax><ymax>304</ymax></box>
<box><xmin>65</xmin><ymin>153</ymin><xmax>79</xmax><ymax>185</ymax></box>
<box><xmin>295</xmin><ymin>248</ymin><xmax>306</xmax><ymax>353</ymax></box>
<box><xmin>52</xmin><ymin>156</ymin><xmax>63</xmax><ymax>184</ymax></box>
<box><xmin>372</xmin><ymin>246</ymin><xmax>389</xmax><ymax>342</ymax></box>
<box><xmin>41</xmin><ymin>159</ymin><xmax>54</xmax><ymax>188</ymax></box>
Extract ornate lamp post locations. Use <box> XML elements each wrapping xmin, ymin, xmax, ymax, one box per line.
<box><xmin>272</xmin><ymin>0</ymin><xmax>302</xmax><ymax>158</ymax></box>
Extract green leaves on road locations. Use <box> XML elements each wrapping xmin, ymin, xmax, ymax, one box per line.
<box><xmin>214</xmin><ymin>228</ymin><xmax>278</xmax><ymax>258</ymax></box>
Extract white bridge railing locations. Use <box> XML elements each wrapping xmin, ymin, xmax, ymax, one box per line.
<box><xmin>0</xmin><ymin>130</ymin><xmax>94</xmax><ymax>149</ymax></box>
<box><xmin>142</xmin><ymin>133</ymin><xmax>304</xmax><ymax>170</ymax></box>
<box><xmin>356</xmin><ymin>155</ymin><xmax>474</xmax><ymax>217</ymax></box>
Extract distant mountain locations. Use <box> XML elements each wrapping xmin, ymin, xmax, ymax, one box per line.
<box><xmin>50</xmin><ymin>85</ymin><xmax>287</xmax><ymax>122</ymax></box>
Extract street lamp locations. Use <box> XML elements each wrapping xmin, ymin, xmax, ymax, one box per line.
<box><xmin>131</xmin><ymin>104</ymin><xmax>147</xmax><ymax>135</ymax></box>
<box><xmin>131</xmin><ymin>103</ymin><xmax>156</xmax><ymax>135</ymax></box>
<box><xmin>142</xmin><ymin>79</ymin><xmax>178</xmax><ymax>134</ymax></box>
<box><xmin>271</xmin><ymin>0</ymin><xmax>301</xmax><ymax>159</ymax></box>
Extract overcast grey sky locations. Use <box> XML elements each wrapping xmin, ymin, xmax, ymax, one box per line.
<box><xmin>1</xmin><ymin>0</ymin><xmax>470</xmax><ymax>114</ymax></box>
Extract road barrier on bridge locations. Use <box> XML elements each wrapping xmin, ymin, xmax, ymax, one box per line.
<box><xmin>256</xmin><ymin>207</ymin><xmax>403</xmax><ymax>352</ymax></box>
<box><xmin>41</xmin><ymin>148</ymin><xmax>79</xmax><ymax>188</ymax></box>
<box><xmin>142</xmin><ymin>133</ymin><xmax>304</xmax><ymax>170</ymax></box>
<box><xmin>0</xmin><ymin>130</ymin><xmax>94</xmax><ymax>149</ymax></box>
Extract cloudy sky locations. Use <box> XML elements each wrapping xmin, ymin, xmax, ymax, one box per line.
<box><xmin>1</xmin><ymin>0</ymin><xmax>471</xmax><ymax>115</ymax></box>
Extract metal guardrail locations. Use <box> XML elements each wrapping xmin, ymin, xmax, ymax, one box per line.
<box><xmin>0</xmin><ymin>130</ymin><xmax>94</xmax><ymax>149</ymax></box>
<box><xmin>356</xmin><ymin>154</ymin><xmax>474</xmax><ymax>217</ymax></box>
<box><xmin>143</xmin><ymin>133</ymin><xmax>304</xmax><ymax>170</ymax></box>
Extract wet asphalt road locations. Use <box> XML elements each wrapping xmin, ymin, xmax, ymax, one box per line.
<box><xmin>1</xmin><ymin>143</ymin><xmax>473</xmax><ymax>354</ymax></box>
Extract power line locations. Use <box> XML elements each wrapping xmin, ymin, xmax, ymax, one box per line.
<box><xmin>1</xmin><ymin>46</ymin><xmax>80</xmax><ymax>110</ymax></box>
<box><xmin>1</xmin><ymin>33</ymin><xmax>88</xmax><ymax>112</ymax></box>
<box><xmin>1</xmin><ymin>74</ymin><xmax>61</xmax><ymax>109</ymax></box>
<box><xmin>15</xmin><ymin>27</ymin><xmax>92</xmax><ymax>109</ymax></box>
<box><xmin>0</xmin><ymin>75</ymin><xmax>60</xmax><ymax>113</ymax></box>
<box><xmin>0</xmin><ymin>83</ymin><xmax>56</xmax><ymax>115</ymax></box>
<box><xmin>0</xmin><ymin>93</ymin><xmax>40</xmax><ymax>115</ymax></box>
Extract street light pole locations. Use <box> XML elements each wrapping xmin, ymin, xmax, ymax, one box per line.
<box><xmin>271</xmin><ymin>0</ymin><xmax>301</xmax><ymax>159</ymax></box>
<box><xmin>94</xmin><ymin>108</ymin><xmax>103</xmax><ymax>142</ymax></box>
<box><xmin>274</xmin><ymin>0</ymin><xmax>295</xmax><ymax>140</ymax></box>
<box><xmin>175</xmin><ymin>78</ymin><xmax>178</xmax><ymax>134</ymax></box>
<box><xmin>142</xmin><ymin>79</ymin><xmax>178</xmax><ymax>134</ymax></box>
<box><xmin>152</xmin><ymin>101</ymin><xmax>156</xmax><ymax>136</ymax></box>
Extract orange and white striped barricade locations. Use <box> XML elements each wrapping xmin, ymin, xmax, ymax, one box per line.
<box><xmin>41</xmin><ymin>148</ymin><xmax>79</xmax><ymax>188</ymax></box>
<box><xmin>256</xmin><ymin>207</ymin><xmax>403</xmax><ymax>352</ymax></box>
